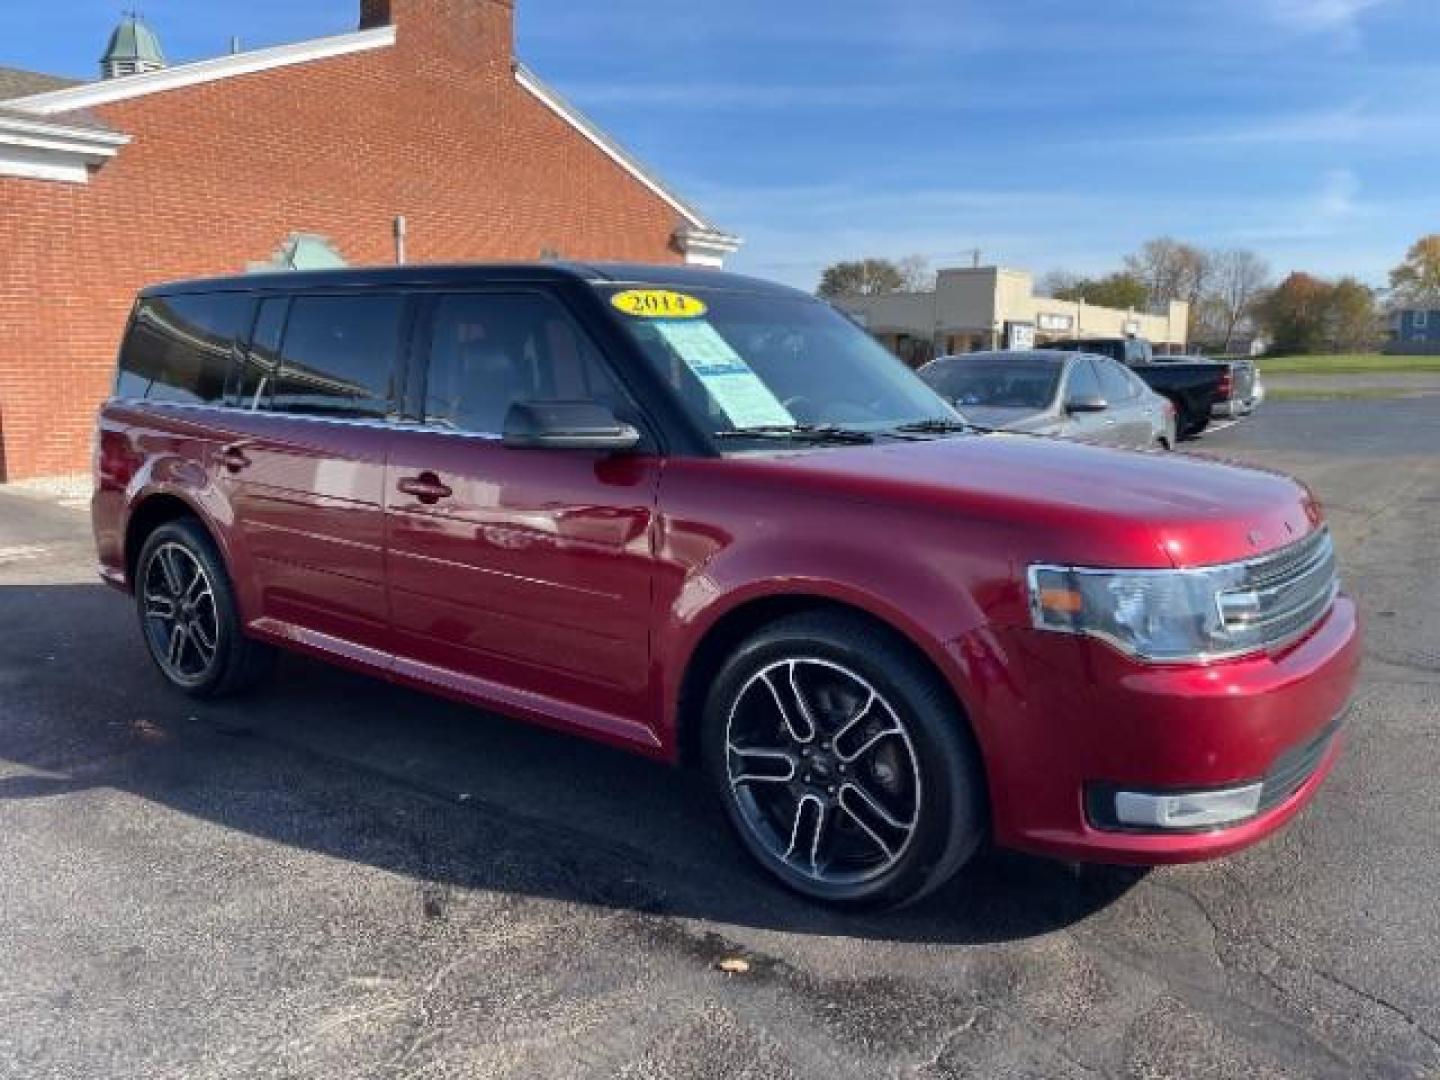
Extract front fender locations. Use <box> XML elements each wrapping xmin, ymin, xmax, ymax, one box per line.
<box><xmin>654</xmin><ymin>529</ymin><xmax>1004</xmax><ymax>755</ymax></box>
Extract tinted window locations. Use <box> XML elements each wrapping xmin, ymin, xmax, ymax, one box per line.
<box><xmin>922</xmin><ymin>358</ymin><xmax>1063</xmax><ymax>409</ymax></box>
<box><xmin>233</xmin><ymin>297</ymin><xmax>288</xmax><ymax>409</ymax></box>
<box><xmin>1065</xmin><ymin>358</ymin><xmax>1102</xmax><ymax>401</ymax></box>
<box><xmin>1094</xmin><ymin>357</ymin><xmax>1136</xmax><ymax>402</ymax></box>
<box><xmin>116</xmin><ymin>293</ymin><xmax>249</xmax><ymax>404</ymax></box>
<box><xmin>422</xmin><ymin>292</ymin><xmax>632</xmax><ymax>435</ymax></box>
<box><xmin>271</xmin><ymin>295</ymin><xmax>404</xmax><ymax>419</ymax></box>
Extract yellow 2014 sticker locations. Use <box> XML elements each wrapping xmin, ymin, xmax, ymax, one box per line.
<box><xmin>610</xmin><ymin>289</ymin><xmax>708</xmax><ymax>319</ymax></box>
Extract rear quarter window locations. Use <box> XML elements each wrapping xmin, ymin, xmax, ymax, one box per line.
<box><xmin>116</xmin><ymin>293</ymin><xmax>251</xmax><ymax>404</ymax></box>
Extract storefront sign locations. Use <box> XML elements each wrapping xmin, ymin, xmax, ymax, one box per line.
<box><xmin>1005</xmin><ymin>321</ymin><xmax>1036</xmax><ymax>350</ymax></box>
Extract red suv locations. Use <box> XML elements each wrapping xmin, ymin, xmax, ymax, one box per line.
<box><xmin>93</xmin><ymin>264</ymin><xmax>1359</xmax><ymax>908</ymax></box>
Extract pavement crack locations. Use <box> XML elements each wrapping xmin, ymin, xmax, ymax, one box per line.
<box><xmin>1296</xmin><ymin>957</ymin><xmax>1440</xmax><ymax>1055</ymax></box>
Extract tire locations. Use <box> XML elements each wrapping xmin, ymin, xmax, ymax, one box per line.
<box><xmin>701</xmin><ymin>611</ymin><xmax>986</xmax><ymax>910</ymax></box>
<box><xmin>1171</xmin><ymin>398</ymin><xmax>1196</xmax><ymax>440</ymax></box>
<box><xmin>134</xmin><ymin>518</ymin><xmax>275</xmax><ymax>699</ymax></box>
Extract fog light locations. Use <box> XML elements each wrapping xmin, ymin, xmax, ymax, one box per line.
<box><xmin>1113</xmin><ymin>783</ymin><xmax>1263</xmax><ymax>829</ymax></box>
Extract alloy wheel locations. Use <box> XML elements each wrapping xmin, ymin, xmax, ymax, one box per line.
<box><xmin>725</xmin><ymin>658</ymin><xmax>922</xmax><ymax>887</ymax></box>
<box><xmin>141</xmin><ymin>542</ymin><xmax>220</xmax><ymax>683</ymax></box>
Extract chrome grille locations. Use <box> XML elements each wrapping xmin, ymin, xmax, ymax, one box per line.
<box><xmin>1217</xmin><ymin>528</ymin><xmax>1338</xmax><ymax>652</ymax></box>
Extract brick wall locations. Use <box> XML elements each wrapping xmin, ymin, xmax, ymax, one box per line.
<box><xmin>0</xmin><ymin>0</ymin><xmax>688</xmax><ymax>480</ymax></box>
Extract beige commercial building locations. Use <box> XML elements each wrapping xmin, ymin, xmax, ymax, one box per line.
<box><xmin>839</xmin><ymin>266</ymin><xmax>1189</xmax><ymax>367</ymax></box>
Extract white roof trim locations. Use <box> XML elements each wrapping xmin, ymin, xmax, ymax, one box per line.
<box><xmin>0</xmin><ymin>113</ymin><xmax>129</xmax><ymax>154</ymax></box>
<box><xmin>5</xmin><ymin>26</ymin><xmax>397</xmax><ymax>115</ymax></box>
<box><xmin>514</xmin><ymin>62</ymin><xmax>714</xmax><ymax>232</ymax></box>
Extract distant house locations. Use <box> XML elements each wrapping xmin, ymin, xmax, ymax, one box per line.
<box><xmin>1388</xmin><ymin>308</ymin><xmax>1440</xmax><ymax>354</ymax></box>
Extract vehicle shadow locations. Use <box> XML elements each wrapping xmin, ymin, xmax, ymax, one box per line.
<box><xmin>0</xmin><ymin>581</ymin><xmax>1147</xmax><ymax>946</ymax></box>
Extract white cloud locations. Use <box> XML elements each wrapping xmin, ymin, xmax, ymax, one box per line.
<box><xmin>1255</xmin><ymin>0</ymin><xmax>1392</xmax><ymax>39</ymax></box>
<box><xmin>1315</xmin><ymin>168</ymin><xmax>1362</xmax><ymax>220</ymax></box>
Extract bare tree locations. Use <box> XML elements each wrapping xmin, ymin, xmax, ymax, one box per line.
<box><xmin>1038</xmin><ymin>269</ymin><xmax>1082</xmax><ymax>299</ymax></box>
<box><xmin>1123</xmin><ymin>237</ymin><xmax>1212</xmax><ymax>314</ymax></box>
<box><xmin>1207</xmin><ymin>248</ymin><xmax>1271</xmax><ymax>351</ymax></box>
<box><xmin>895</xmin><ymin>254</ymin><xmax>937</xmax><ymax>292</ymax></box>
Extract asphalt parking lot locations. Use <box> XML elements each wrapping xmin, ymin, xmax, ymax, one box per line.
<box><xmin>2</xmin><ymin>397</ymin><xmax>1438</xmax><ymax>1080</ymax></box>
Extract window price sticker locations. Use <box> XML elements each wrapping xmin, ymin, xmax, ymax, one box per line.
<box><xmin>651</xmin><ymin>319</ymin><xmax>795</xmax><ymax>429</ymax></box>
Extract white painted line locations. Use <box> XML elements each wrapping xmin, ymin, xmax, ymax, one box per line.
<box><xmin>0</xmin><ymin>545</ymin><xmax>51</xmax><ymax>563</ymax></box>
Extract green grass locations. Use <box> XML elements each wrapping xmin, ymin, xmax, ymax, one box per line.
<box><xmin>1264</xmin><ymin>386</ymin><xmax>1436</xmax><ymax>401</ymax></box>
<box><xmin>1257</xmin><ymin>353</ymin><xmax>1440</xmax><ymax>375</ymax></box>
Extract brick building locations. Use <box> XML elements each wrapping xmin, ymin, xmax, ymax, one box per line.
<box><xmin>0</xmin><ymin>0</ymin><xmax>740</xmax><ymax>481</ymax></box>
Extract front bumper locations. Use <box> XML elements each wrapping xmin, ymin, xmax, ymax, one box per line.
<box><xmin>949</xmin><ymin>595</ymin><xmax>1360</xmax><ymax>864</ymax></box>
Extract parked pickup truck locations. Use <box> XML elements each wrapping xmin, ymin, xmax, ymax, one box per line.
<box><xmin>1041</xmin><ymin>337</ymin><xmax>1255</xmax><ymax>438</ymax></box>
<box><xmin>1153</xmin><ymin>353</ymin><xmax>1262</xmax><ymax>421</ymax></box>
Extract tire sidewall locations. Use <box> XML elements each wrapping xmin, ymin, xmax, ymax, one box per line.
<box><xmin>701</xmin><ymin>614</ymin><xmax>983</xmax><ymax>909</ymax></box>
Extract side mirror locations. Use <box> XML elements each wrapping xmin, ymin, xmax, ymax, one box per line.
<box><xmin>502</xmin><ymin>400</ymin><xmax>641</xmax><ymax>452</ymax></box>
<box><xmin>1065</xmin><ymin>394</ymin><xmax>1108</xmax><ymax>414</ymax></box>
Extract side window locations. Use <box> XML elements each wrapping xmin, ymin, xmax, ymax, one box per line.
<box><xmin>115</xmin><ymin>293</ymin><xmax>248</xmax><ymax>404</ymax></box>
<box><xmin>233</xmin><ymin>297</ymin><xmax>288</xmax><ymax>410</ymax></box>
<box><xmin>1124</xmin><ymin>367</ymin><xmax>1151</xmax><ymax>399</ymax></box>
<box><xmin>421</xmin><ymin>292</ymin><xmax>633</xmax><ymax>435</ymax></box>
<box><xmin>1095</xmin><ymin>357</ymin><xmax>1135</xmax><ymax>402</ymax></box>
<box><xmin>271</xmin><ymin>295</ymin><xmax>404</xmax><ymax>419</ymax></box>
<box><xmin>1065</xmin><ymin>358</ymin><xmax>1102</xmax><ymax>401</ymax></box>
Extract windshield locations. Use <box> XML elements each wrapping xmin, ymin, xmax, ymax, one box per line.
<box><xmin>923</xmin><ymin>358</ymin><xmax>1062</xmax><ymax>410</ymax></box>
<box><xmin>599</xmin><ymin>285</ymin><xmax>959</xmax><ymax>442</ymax></box>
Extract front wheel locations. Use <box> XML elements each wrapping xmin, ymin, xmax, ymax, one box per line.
<box><xmin>702</xmin><ymin>611</ymin><xmax>986</xmax><ymax>909</ymax></box>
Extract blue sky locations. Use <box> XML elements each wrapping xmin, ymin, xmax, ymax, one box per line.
<box><xmin>6</xmin><ymin>1</ymin><xmax>1435</xmax><ymax>290</ymax></box>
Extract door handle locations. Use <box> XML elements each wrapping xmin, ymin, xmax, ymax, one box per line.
<box><xmin>220</xmin><ymin>444</ymin><xmax>251</xmax><ymax>473</ymax></box>
<box><xmin>397</xmin><ymin>472</ymin><xmax>453</xmax><ymax>505</ymax></box>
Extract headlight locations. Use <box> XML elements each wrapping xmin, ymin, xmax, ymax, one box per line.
<box><xmin>1027</xmin><ymin>563</ymin><xmax>1255</xmax><ymax>663</ymax></box>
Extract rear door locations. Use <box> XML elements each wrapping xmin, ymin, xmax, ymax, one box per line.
<box><xmin>384</xmin><ymin>289</ymin><xmax>661</xmax><ymax>741</ymax></box>
<box><xmin>214</xmin><ymin>291</ymin><xmax>406</xmax><ymax>661</ymax></box>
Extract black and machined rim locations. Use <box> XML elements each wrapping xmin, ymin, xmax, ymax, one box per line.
<box><xmin>141</xmin><ymin>542</ymin><xmax>221</xmax><ymax>684</ymax></box>
<box><xmin>725</xmin><ymin>658</ymin><xmax>923</xmax><ymax>887</ymax></box>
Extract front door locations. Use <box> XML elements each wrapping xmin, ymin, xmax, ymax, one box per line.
<box><xmin>385</xmin><ymin>290</ymin><xmax>661</xmax><ymax>745</ymax></box>
<box><xmin>1093</xmin><ymin>357</ymin><xmax>1153</xmax><ymax>447</ymax></box>
<box><xmin>1060</xmin><ymin>358</ymin><xmax>1113</xmax><ymax>444</ymax></box>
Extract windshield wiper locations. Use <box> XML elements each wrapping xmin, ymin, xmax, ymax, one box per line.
<box><xmin>714</xmin><ymin>424</ymin><xmax>875</xmax><ymax>445</ymax></box>
<box><xmin>892</xmin><ymin>418</ymin><xmax>993</xmax><ymax>436</ymax></box>
<box><xmin>893</xmin><ymin>418</ymin><xmax>970</xmax><ymax>433</ymax></box>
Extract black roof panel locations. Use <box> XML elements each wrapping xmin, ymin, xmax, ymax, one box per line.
<box><xmin>140</xmin><ymin>262</ymin><xmax>805</xmax><ymax>299</ymax></box>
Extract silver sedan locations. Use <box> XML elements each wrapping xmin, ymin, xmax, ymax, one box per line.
<box><xmin>918</xmin><ymin>350</ymin><xmax>1177</xmax><ymax>450</ymax></box>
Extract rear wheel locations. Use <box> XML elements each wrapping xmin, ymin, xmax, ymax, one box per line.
<box><xmin>702</xmin><ymin>611</ymin><xmax>986</xmax><ymax>909</ymax></box>
<box><xmin>136</xmin><ymin>519</ymin><xmax>274</xmax><ymax>698</ymax></box>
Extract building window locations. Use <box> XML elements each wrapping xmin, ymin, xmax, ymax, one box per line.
<box><xmin>1415</xmin><ymin>311</ymin><xmax>1429</xmax><ymax>330</ymax></box>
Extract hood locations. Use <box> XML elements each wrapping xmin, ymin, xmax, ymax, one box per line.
<box><xmin>730</xmin><ymin>435</ymin><xmax>1320</xmax><ymax>570</ymax></box>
